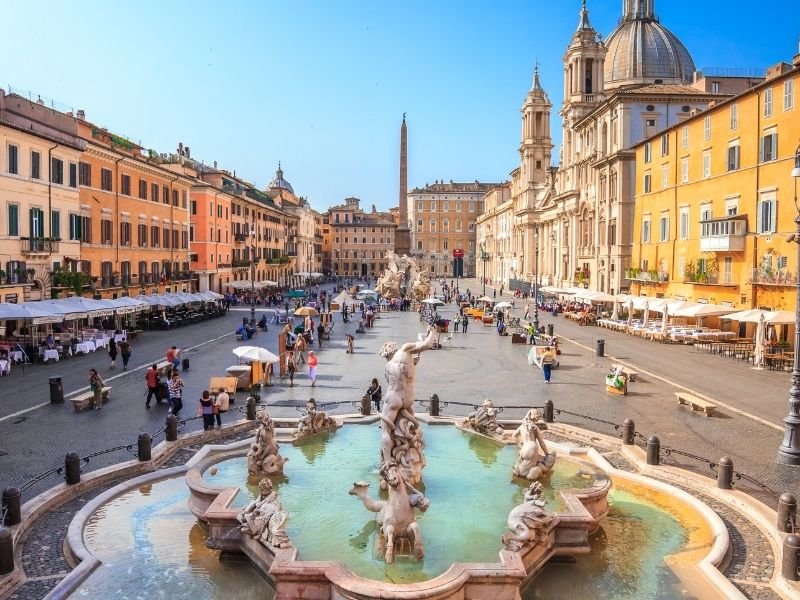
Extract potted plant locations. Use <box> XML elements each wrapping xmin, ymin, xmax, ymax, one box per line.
<box><xmin>26</xmin><ymin>267</ymin><xmax>36</xmax><ymax>280</ymax></box>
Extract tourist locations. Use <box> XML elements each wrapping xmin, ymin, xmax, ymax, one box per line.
<box><xmin>118</xmin><ymin>339</ymin><xmax>132</xmax><ymax>370</ymax></box>
<box><xmin>307</xmin><ymin>350</ymin><xmax>318</xmax><ymax>387</ymax></box>
<box><xmin>108</xmin><ymin>338</ymin><xmax>118</xmax><ymax>369</ymax></box>
<box><xmin>214</xmin><ymin>387</ymin><xmax>230</xmax><ymax>427</ymax></box>
<box><xmin>346</xmin><ymin>333</ymin><xmax>354</xmax><ymax>354</ymax></box>
<box><xmin>168</xmin><ymin>370</ymin><xmax>184</xmax><ymax>415</ymax></box>
<box><xmin>198</xmin><ymin>391</ymin><xmax>215</xmax><ymax>430</ymax></box>
<box><xmin>524</xmin><ymin>304</ymin><xmax>530</xmax><ymax>321</ymax></box>
<box><xmin>88</xmin><ymin>368</ymin><xmax>103</xmax><ymax>410</ymax></box>
<box><xmin>462</xmin><ymin>315</ymin><xmax>469</xmax><ymax>333</ymax></box>
<box><xmin>317</xmin><ymin>321</ymin><xmax>325</xmax><ymax>348</ymax></box>
<box><xmin>367</xmin><ymin>377</ymin><xmax>382</xmax><ymax>412</ymax></box>
<box><xmin>295</xmin><ymin>334</ymin><xmax>307</xmax><ymax>365</ymax></box>
<box><xmin>167</xmin><ymin>346</ymin><xmax>181</xmax><ymax>371</ymax></box>
<box><xmin>145</xmin><ymin>364</ymin><xmax>160</xmax><ymax>408</ymax></box>
<box><xmin>286</xmin><ymin>351</ymin><xmax>297</xmax><ymax>387</ymax></box>
<box><xmin>541</xmin><ymin>347</ymin><xmax>556</xmax><ymax>384</ymax></box>
<box><xmin>453</xmin><ymin>314</ymin><xmax>461</xmax><ymax>332</ymax></box>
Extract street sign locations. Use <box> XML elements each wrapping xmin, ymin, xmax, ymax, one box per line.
<box><xmin>453</xmin><ymin>249</ymin><xmax>464</xmax><ymax>258</ymax></box>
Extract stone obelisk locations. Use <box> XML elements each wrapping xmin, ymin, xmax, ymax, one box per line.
<box><xmin>394</xmin><ymin>113</ymin><xmax>411</xmax><ymax>257</ymax></box>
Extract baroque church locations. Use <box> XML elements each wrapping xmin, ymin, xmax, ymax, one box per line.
<box><xmin>477</xmin><ymin>0</ymin><xmax>724</xmax><ymax>294</ymax></box>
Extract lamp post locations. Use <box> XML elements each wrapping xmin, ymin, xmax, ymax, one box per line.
<box><xmin>533</xmin><ymin>225</ymin><xmax>540</xmax><ymax>333</ymax></box>
<box><xmin>480</xmin><ymin>243</ymin><xmax>489</xmax><ymax>297</ymax></box>
<box><xmin>249</xmin><ymin>223</ymin><xmax>256</xmax><ymax>327</ymax></box>
<box><xmin>778</xmin><ymin>144</ymin><xmax>800</xmax><ymax>465</ymax></box>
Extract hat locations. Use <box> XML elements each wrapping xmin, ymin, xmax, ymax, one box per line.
<box><xmin>308</xmin><ymin>350</ymin><xmax>314</xmax><ymax>354</ymax></box>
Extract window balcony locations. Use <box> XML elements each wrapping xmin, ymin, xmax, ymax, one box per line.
<box><xmin>683</xmin><ymin>274</ymin><xmax>737</xmax><ymax>286</ymax></box>
<box><xmin>21</xmin><ymin>237</ymin><xmax>60</xmax><ymax>254</ymax></box>
<box><xmin>699</xmin><ymin>216</ymin><xmax>746</xmax><ymax>252</ymax></box>
<box><xmin>234</xmin><ymin>233</ymin><xmax>247</xmax><ymax>243</ymax></box>
<box><xmin>749</xmin><ymin>269</ymin><xmax>797</xmax><ymax>286</ymax></box>
<box><xmin>625</xmin><ymin>269</ymin><xmax>669</xmax><ymax>284</ymax></box>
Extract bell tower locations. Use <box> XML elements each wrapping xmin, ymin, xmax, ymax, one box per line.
<box><xmin>519</xmin><ymin>66</ymin><xmax>552</xmax><ymax>187</ymax></box>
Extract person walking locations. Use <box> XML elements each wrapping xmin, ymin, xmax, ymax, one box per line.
<box><xmin>167</xmin><ymin>370</ymin><xmax>184</xmax><ymax>415</ymax></box>
<box><xmin>198</xmin><ymin>391</ymin><xmax>215</xmax><ymax>431</ymax></box>
<box><xmin>295</xmin><ymin>334</ymin><xmax>307</xmax><ymax>365</ymax></box>
<box><xmin>523</xmin><ymin>304</ymin><xmax>530</xmax><ymax>321</ymax></box>
<box><xmin>345</xmin><ymin>333</ymin><xmax>354</xmax><ymax>354</ymax></box>
<box><xmin>286</xmin><ymin>351</ymin><xmax>297</xmax><ymax>387</ymax></box>
<box><xmin>108</xmin><ymin>338</ymin><xmax>118</xmax><ymax>369</ymax></box>
<box><xmin>145</xmin><ymin>364</ymin><xmax>160</xmax><ymax>408</ymax></box>
<box><xmin>453</xmin><ymin>314</ymin><xmax>461</xmax><ymax>333</ymax></box>
<box><xmin>118</xmin><ymin>339</ymin><xmax>132</xmax><ymax>370</ymax></box>
<box><xmin>88</xmin><ymin>368</ymin><xmax>104</xmax><ymax>410</ymax></box>
<box><xmin>462</xmin><ymin>315</ymin><xmax>469</xmax><ymax>333</ymax></box>
<box><xmin>214</xmin><ymin>387</ymin><xmax>230</xmax><ymax>427</ymax></box>
<box><xmin>317</xmin><ymin>321</ymin><xmax>324</xmax><ymax>348</ymax></box>
<box><xmin>541</xmin><ymin>346</ymin><xmax>556</xmax><ymax>384</ymax></box>
<box><xmin>366</xmin><ymin>377</ymin><xmax>382</xmax><ymax>413</ymax></box>
<box><xmin>307</xmin><ymin>350</ymin><xmax>318</xmax><ymax>387</ymax></box>
<box><xmin>167</xmin><ymin>346</ymin><xmax>181</xmax><ymax>371</ymax></box>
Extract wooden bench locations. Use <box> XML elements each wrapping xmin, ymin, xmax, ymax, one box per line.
<box><xmin>156</xmin><ymin>360</ymin><xmax>174</xmax><ymax>377</ymax></box>
<box><xmin>675</xmin><ymin>392</ymin><xmax>716</xmax><ymax>417</ymax></box>
<box><xmin>71</xmin><ymin>386</ymin><xmax>112</xmax><ymax>411</ymax></box>
<box><xmin>611</xmin><ymin>364</ymin><xmax>638</xmax><ymax>382</ymax></box>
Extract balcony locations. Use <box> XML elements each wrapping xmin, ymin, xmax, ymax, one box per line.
<box><xmin>625</xmin><ymin>269</ymin><xmax>669</xmax><ymax>285</ymax></box>
<box><xmin>234</xmin><ymin>233</ymin><xmax>247</xmax><ymax>243</ymax></box>
<box><xmin>683</xmin><ymin>274</ymin><xmax>737</xmax><ymax>286</ymax></box>
<box><xmin>699</xmin><ymin>216</ymin><xmax>747</xmax><ymax>252</ymax></box>
<box><xmin>21</xmin><ymin>237</ymin><xmax>60</xmax><ymax>254</ymax></box>
<box><xmin>749</xmin><ymin>269</ymin><xmax>797</xmax><ymax>287</ymax></box>
<box><xmin>232</xmin><ymin>259</ymin><xmax>250</xmax><ymax>269</ymax></box>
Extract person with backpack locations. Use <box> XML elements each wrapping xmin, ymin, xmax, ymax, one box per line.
<box><xmin>366</xmin><ymin>377</ymin><xmax>382</xmax><ymax>412</ymax></box>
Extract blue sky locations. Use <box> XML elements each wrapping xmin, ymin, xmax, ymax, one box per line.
<box><xmin>1</xmin><ymin>1</ymin><xmax>796</xmax><ymax>211</ymax></box>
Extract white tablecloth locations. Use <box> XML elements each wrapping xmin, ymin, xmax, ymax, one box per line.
<box><xmin>75</xmin><ymin>341</ymin><xmax>96</xmax><ymax>354</ymax></box>
<box><xmin>93</xmin><ymin>336</ymin><xmax>109</xmax><ymax>349</ymax></box>
<box><xmin>9</xmin><ymin>350</ymin><xmax>23</xmax><ymax>363</ymax></box>
<box><xmin>43</xmin><ymin>349</ymin><xmax>59</xmax><ymax>362</ymax></box>
<box><xmin>0</xmin><ymin>359</ymin><xmax>9</xmax><ymax>374</ymax></box>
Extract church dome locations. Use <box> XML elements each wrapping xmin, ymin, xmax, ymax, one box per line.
<box><xmin>268</xmin><ymin>163</ymin><xmax>294</xmax><ymax>194</ymax></box>
<box><xmin>603</xmin><ymin>0</ymin><xmax>695</xmax><ymax>90</ymax></box>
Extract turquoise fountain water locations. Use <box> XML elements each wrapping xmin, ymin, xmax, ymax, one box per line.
<box><xmin>78</xmin><ymin>425</ymin><xmax>693</xmax><ymax>598</ymax></box>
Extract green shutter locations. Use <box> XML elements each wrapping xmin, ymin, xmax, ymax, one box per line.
<box><xmin>8</xmin><ymin>204</ymin><xmax>18</xmax><ymax>236</ymax></box>
<box><xmin>51</xmin><ymin>210</ymin><xmax>60</xmax><ymax>239</ymax></box>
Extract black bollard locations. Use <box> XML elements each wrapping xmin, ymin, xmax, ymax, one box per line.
<box><xmin>246</xmin><ymin>397</ymin><xmax>257</xmax><ymax>421</ymax></box>
<box><xmin>0</xmin><ymin>528</ymin><xmax>12</xmax><ymax>575</ymax></box>
<box><xmin>778</xmin><ymin>493</ymin><xmax>798</xmax><ymax>533</ymax></box>
<box><xmin>717</xmin><ymin>457</ymin><xmax>733</xmax><ymax>490</ymax></box>
<box><xmin>1</xmin><ymin>488</ymin><xmax>21</xmax><ymax>526</ymax></box>
<box><xmin>646</xmin><ymin>436</ymin><xmax>660</xmax><ymax>465</ymax></box>
<box><xmin>622</xmin><ymin>419</ymin><xmax>635</xmax><ymax>445</ymax></box>
<box><xmin>782</xmin><ymin>533</ymin><xmax>800</xmax><ymax>581</ymax></box>
<box><xmin>596</xmin><ymin>339</ymin><xmax>606</xmax><ymax>357</ymax></box>
<box><xmin>165</xmin><ymin>414</ymin><xmax>178</xmax><ymax>441</ymax></box>
<box><xmin>429</xmin><ymin>394</ymin><xmax>440</xmax><ymax>417</ymax></box>
<box><xmin>64</xmin><ymin>452</ymin><xmax>81</xmax><ymax>485</ymax></box>
<box><xmin>360</xmin><ymin>394</ymin><xmax>371</xmax><ymax>416</ymax></box>
<box><xmin>138</xmin><ymin>433</ymin><xmax>152</xmax><ymax>462</ymax></box>
<box><xmin>544</xmin><ymin>399</ymin><xmax>554</xmax><ymax>424</ymax></box>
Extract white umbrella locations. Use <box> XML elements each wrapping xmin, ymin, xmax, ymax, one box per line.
<box><xmin>642</xmin><ymin>300</ymin><xmax>650</xmax><ymax>328</ymax></box>
<box><xmin>721</xmin><ymin>309</ymin><xmax>767</xmax><ymax>323</ymax></box>
<box><xmin>476</xmin><ymin>296</ymin><xmax>494</xmax><ymax>303</ymax></box>
<box><xmin>495</xmin><ymin>301</ymin><xmax>513</xmax><ymax>309</ymax></box>
<box><xmin>0</xmin><ymin>303</ymin><xmax>63</xmax><ymax>325</ymax></box>
<box><xmin>672</xmin><ymin>303</ymin><xmax>736</xmax><ymax>318</ymax></box>
<box><xmin>421</xmin><ymin>298</ymin><xmax>444</xmax><ymax>305</ymax></box>
<box><xmin>753</xmin><ymin>313</ymin><xmax>766</xmax><ymax>368</ymax></box>
<box><xmin>765</xmin><ymin>310</ymin><xmax>796</xmax><ymax>324</ymax></box>
<box><xmin>576</xmin><ymin>291</ymin><xmax>616</xmax><ymax>303</ymax></box>
<box><xmin>233</xmin><ymin>346</ymin><xmax>280</xmax><ymax>363</ymax></box>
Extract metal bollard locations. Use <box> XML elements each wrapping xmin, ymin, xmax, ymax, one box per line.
<box><xmin>165</xmin><ymin>414</ymin><xmax>178</xmax><ymax>441</ymax></box>
<box><xmin>246</xmin><ymin>397</ymin><xmax>257</xmax><ymax>421</ymax></box>
<box><xmin>361</xmin><ymin>394</ymin><xmax>371</xmax><ymax>416</ymax></box>
<box><xmin>1</xmin><ymin>488</ymin><xmax>20</xmax><ymax>526</ymax></box>
<box><xmin>544</xmin><ymin>399</ymin><xmax>554</xmax><ymax>423</ymax></box>
<box><xmin>138</xmin><ymin>433</ymin><xmax>152</xmax><ymax>462</ymax></box>
<box><xmin>596</xmin><ymin>339</ymin><xmax>606</xmax><ymax>357</ymax></box>
<box><xmin>0</xmin><ymin>527</ymin><xmax>13</xmax><ymax>575</ymax></box>
<box><xmin>622</xmin><ymin>419</ymin><xmax>635</xmax><ymax>445</ymax></box>
<box><xmin>717</xmin><ymin>457</ymin><xmax>733</xmax><ymax>490</ymax></box>
<box><xmin>429</xmin><ymin>394</ymin><xmax>440</xmax><ymax>417</ymax></box>
<box><xmin>782</xmin><ymin>533</ymin><xmax>800</xmax><ymax>581</ymax></box>
<box><xmin>646</xmin><ymin>436</ymin><xmax>660</xmax><ymax>465</ymax></box>
<box><xmin>778</xmin><ymin>493</ymin><xmax>797</xmax><ymax>533</ymax></box>
<box><xmin>65</xmin><ymin>452</ymin><xmax>81</xmax><ymax>485</ymax></box>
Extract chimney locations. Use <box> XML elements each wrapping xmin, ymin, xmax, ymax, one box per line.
<box><xmin>76</xmin><ymin>109</ymin><xmax>85</xmax><ymax>120</ymax></box>
<box><xmin>213</xmin><ymin>160</ymin><xmax>217</xmax><ymax>169</ymax></box>
<box><xmin>185</xmin><ymin>147</ymin><xmax>190</xmax><ymax>158</ymax></box>
<box><xmin>178</xmin><ymin>142</ymin><xmax>184</xmax><ymax>156</ymax></box>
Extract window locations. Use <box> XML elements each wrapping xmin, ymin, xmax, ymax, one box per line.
<box><xmin>727</xmin><ymin>144</ymin><xmax>740</xmax><ymax>171</ymax></box>
<box><xmin>80</xmin><ymin>216</ymin><xmax>92</xmax><ymax>243</ymax></box>
<box><xmin>703</xmin><ymin>152</ymin><xmax>711</xmax><ymax>179</ymax></box>
<box><xmin>679</xmin><ymin>209</ymin><xmax>689</xmax><ymax>240</ymax></box>
<box><xmin>51</xmin><ymin>210</ymin><xmax>61</xmax><ymax>239</ymax></box>
<box><xmin>79</xmin><ymin>162</ymin><xmax>91</xmax><ymax>186</ymax></box>
<box><xmin>430</xmin><ymin>200</ymin><xmax>436</xmax><ymax>212</ymax></box>
<box><xmin>442</xmin><ymin>201</ymin><xmax>449</xmax><ymax>211</ymax></box>
<box><xmin>469</xmin><ymin>201</ymin><xmax>475</xmax><ymax>212</ymax></box>
<box><xmin>456</xmin><ymin>219</ymin><xmax>462</xmax><ymax>232</ymax></box>
<box><xmin>443</xmin><ymin>239</ymin><xmax>449</xmax><ymax>250</ymax></box>
<box><xmin>760</xmin><ymin>131</ymin><xmax>778</xmax><ymax>162</ymax></box>
<box><xmin>416</xmin><ymin>240</ymin><xmax>423</xmax><ymax>250</ymax></box>
<box><xmin>68</xmin><ymin>162</ymin><xmax>77</xmax><ymax>188</ymax></box>
<box><xmin>643</xmin><ymin>142</ymin><xmax>652</xmax><ymax>163</ymax></box>
<box><xmin>151</xmin><ymin>226</ymin><xmax>160</xmax><ymax>247</ymax></box>
<box><xmin>764</xmin><ymin>87</ymin><xmax>773</xmax><ymax>117</ymax></box>
<box><xmin>641</xmin><ymin>218</ymin><xmax>651</xmax><ymax>243</ymax></box>
<box><xmin>7</xmin><ymin>204</ymin><xmax>19</xmax><ymax>236</ymax></box>
<box><xmin>701</xmin><ymin>204</ymin><xmax>712</xmax><ymax>223</ymax></box>
<box><xmin>28</xmin><ymin>207</ymin><xmax>44</xmax><ymax>238</ymax></box>
<box><xmin>756</xmin><ymin>195</ymin><xmax>777</xmax><ymax>234</ymax></box>
<box><xmin>681</xmin><ymin>125</ymin><xmax>688</xmax><ymax>149</ymax></box>
<box><xmin>785</xmin><ymin>79</ymin><xmax>795</xmax><ymax>111</ymax></box>
<box><xmin>138</xmin><ymin>179</ymin><xmax>147</xmax><ymax>199</ymax></box>
<box><xmin>101</xmin><ymin>219</ymin><xmax>113</xmax><ymax>244</ymax></box>
<box><xmin>442</xmin><ymin>219</ymin><xmax>449</xmax><ymax>233</ymax></box>
<box><xmin>680</xmin><ymin>158</ymin><xmax>689</xmax><ymax>183</ymax></box>
<box><xmin>162</xmin><ymin>186</ymin><xmax>169</xmax><ymax>205</ymax></box>
<box><xmin>659</xmin><ymin>215</ymin><xmax>669</xmax><ymax>242</ymax></box>
<box><xmin>163</xmin><ymin>227</ymin><xmax>171</xmax><ymax>248</ymax></box>
<box><xmin>51</xmin><ymin>157</ymin><xmax>64</xmax><ymax>184</ymax></box>
<box><xmin>703</xmin><ymin>116</ymin><xmax>711</xmax><ymax>141</ymax></box>
<box><xmin>643</xmin><ymin>173</ymin><xmax>651</xmax><ymax>193</ymax></box>
<box><xmin>119</xmin><ymin>222</ymin><xmax>131</xmax><ymax>246</ymax></box>
<box><xmin>417</xmin><ymin>200</ymin><xmax>423</xmax><ymax>211</ymax></box>
<box><xmin>100</xmin><ymin>168</ymin><xmax>112</xmax><ymax>191</ymax></box>
<box><xmin>172</xmin><ymin>189</ymin><xmax>179</xmax><ymax>206</ymax></box>
<box><xmin>661</xmin><ymin>165</ymin><xmax>669</xmax><ymax>189</ymax></box>
<box><xmin>430</xmin><ymin>219</ymin><xmax>437</xmax><ymax>233</ymax></box>
<box><xmin>31</xmin><ymin>151</ymin><xmax>41</xmax><ymax>179</ymax></box>
<box><xmin>730</xmin><ymin>104</ymin><xmax>738</xmax><ymax>130</ymax></box>
<box><xmin>121</xmin><ymin>174</ymin><xmax>131</xmax><ymax>195</ymax></box>
<box><xmin>660</xmin><ymin>134</ymin><xmax>669</xmax><ymax>156</ymax></box>
<box><xmin>151</xmin><ymin>183</ymin><xmax>159</xmax><ymax>203</ymax></box>
<box><xmin>138</xmin><ymin>223</ymin><xmax>147</xmax><ymax>247</ymax></box>
<box><xmin>7</xmin><ymin>144</ymin><xmax>18</xmax><ymax>174</ymax></box>
<box><xmin>69</xmin><ymin>213</ymin><xmax>81</xmax><ymax>241</ymax></box>
<box><xmin>416</xmin><ymin>219</ymin><xmax>422</xmax><ymax>232</ymax></box>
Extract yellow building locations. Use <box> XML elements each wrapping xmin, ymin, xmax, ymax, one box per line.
<box><xmin>631</xmin><ymin>57</ymin><xmax>800</xmax><ymax>311</ymax></box>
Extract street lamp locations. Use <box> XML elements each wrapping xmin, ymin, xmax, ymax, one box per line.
<box><xmin>533</xmin><ymin>225</ymin><xmax>540</xmax><ymax>333</ymax></box>
<box><xmin>480</xmin><ymin>243</ymin><xmax>489</xmax><ymax>297</ymax></box>
<box><xmin>778</xmin><ymin>144</ymin><xmax>800</xmax><ymax>465</ymax></box>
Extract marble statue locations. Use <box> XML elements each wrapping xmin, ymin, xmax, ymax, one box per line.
<box><xmin>349</xmin><ymin>461</ymin><xmax>429</xmax><ymax>564</ymax></box>
<box><xmin>378</xmin><ymin>327</ymin><xmax>437</xmax><ymax>486</ymax></box>
<box><xmin>462</xmin><ymin>399</ymin><xmax>504</xmax><ymax>438</ymax></box>
<box><xmin>295</xmin><ymin>397</ymin><xmax>337</xmax><ymax>438</ymax></box>
<box><xmin>247</xmin><ymin>410</ymin><xmax>287</xmax><ymax>476</ymax></box>
<box><xmin>238</xmin><ymin>478</ymin><xmax>292</xmax><ymax>549</ymax></box>
<box><xmin>501</xmin><ymin>481</ymin><xmax>555</xmax><ymax>552</ymax></box>
<box><xmin>410</xmin><ymin>270</ymin><xmax>432</xmax><ymax>301</ymax></box>
<box><xmin>510</xmin><ymin>409</ymin><xmax>556</xmax><ymax>481</ymax></box>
